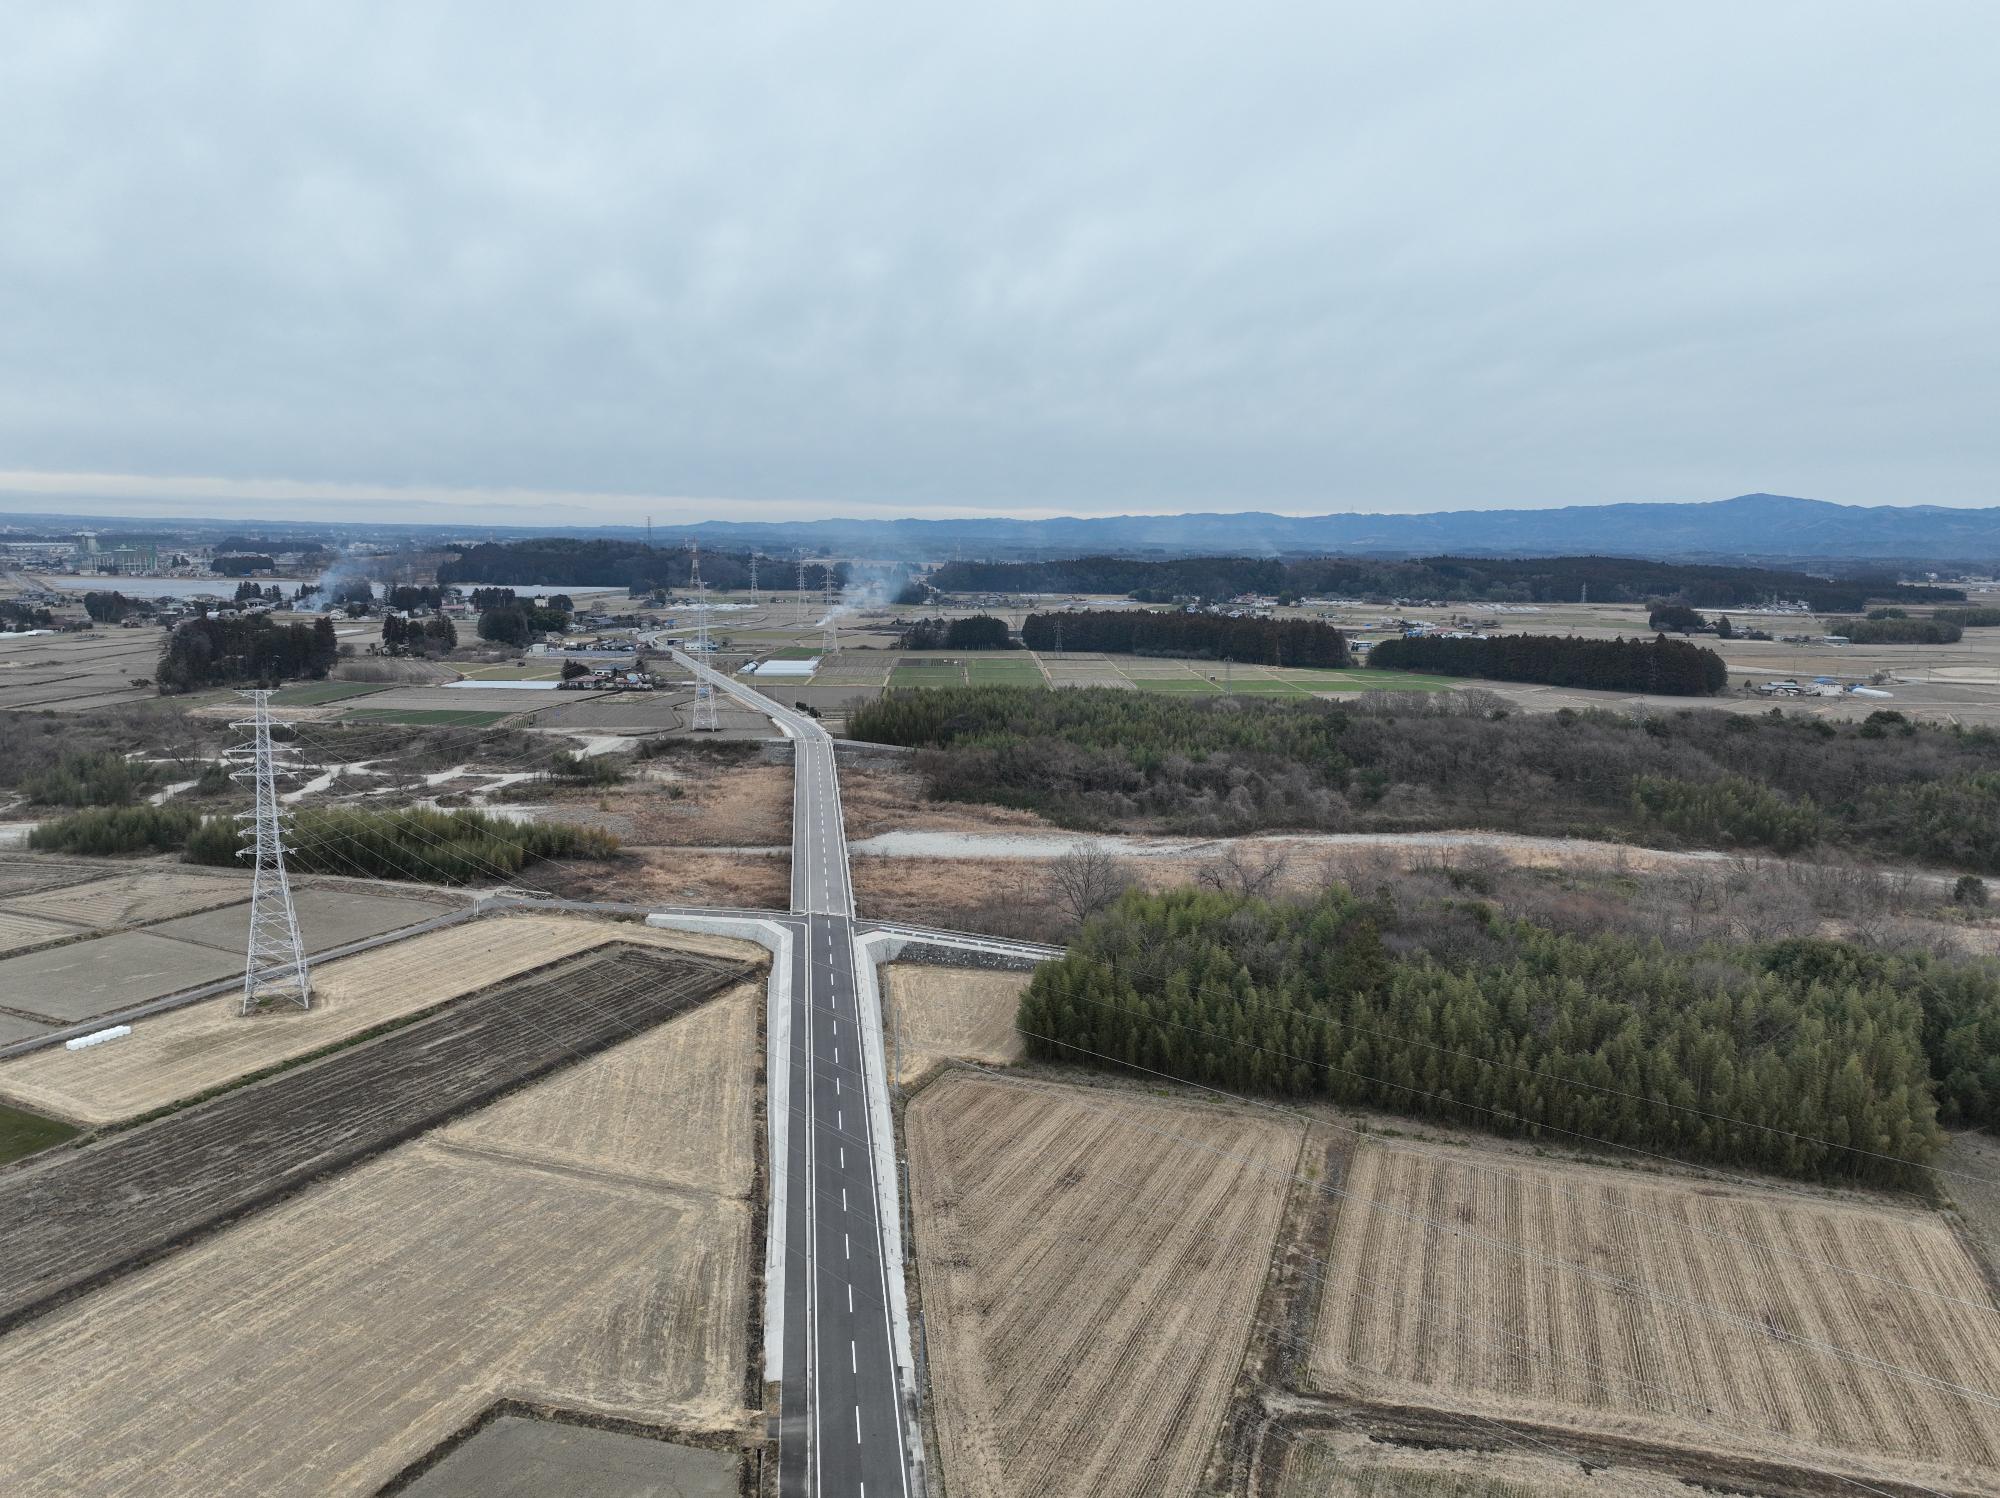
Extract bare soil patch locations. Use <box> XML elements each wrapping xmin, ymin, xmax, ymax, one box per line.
<box><xmin>907</xmin><ymin>1071</ymin><xmax>1302</xmax><ymax>1498</ymax></box>
<box><xmin>881</xmin><ymin>964</ymin><xmax>1026</xmax><ymax>1084</ymax></box>
<box><xmin>533</xmin><ymin>760</ymin><xmax>794</xmax><ymax>849</ymax></box>
<box><xmin>398</xmin><ymin>1416</ymin><xmax>739</xmax><ymax>1498</ymax></box>
<box><xmin>1271</xmin><ymin>1427</ymin><xmax>1700</xmax><ymax>1496</ymax></box>
<box><xmin>615</xmin><ymin>848</ymin><xmax>791</xmax><ymax>911</ymax></box>
<box><xmin>1310</xmin><ymin>1142</ymin><xmax>2000</xmax><ymax>1495</ymax></box>
<box><xmin>839</xmin><ymin>762</ymin><xmax>1054</xmax><ymax>840</ymax></box>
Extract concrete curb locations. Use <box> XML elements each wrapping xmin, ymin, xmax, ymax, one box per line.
<box><xmin>851</xmin><ymin>928</ymin><xmax>923</xmax><ymax>1492</ymax></box>
<box><xmin>646</xmin><ymin>912</ymin><xmax>796</xmax><ymax>1375</ymax></box>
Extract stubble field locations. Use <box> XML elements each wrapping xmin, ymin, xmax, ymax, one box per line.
<box><xmin>0</xmin><ymin>950</ymin><xmax>761</xmax><ymax>1496</ymax></box>
<box><xmin>907</xmin><ymin>1072</ymin><xmax>1302</xmax><ymax>1498</ymax></box>
<box><xmin>1309</xmin><ymin>1143</ymin><xmax>2000</xmax><ymax>1494</ymax></box>
<box><xmin>880</xmin><ymin>964</ymin><xmax>1027</xmax><ymax>1084</ymax></box>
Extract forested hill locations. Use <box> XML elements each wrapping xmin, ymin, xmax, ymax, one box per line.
<box><xmin>929</xmin><ymin>553</ymin><xmax>1960</xmax><ymax>611</ymax></box>
<box><xmin>438</xmin><ymin>538</ymin><xmax>844</xmax><ymax>594</ymax></box>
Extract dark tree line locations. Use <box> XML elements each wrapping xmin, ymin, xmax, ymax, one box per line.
<box><xmin>477</xmin><ymin>603</ymin><xmax>569</xmax><ymax>646</ymax></box>
<box><xmin>0</xmin><ymin>601</ymin><xmax>54</xmax><ymax>630</ymax></box>
<box><xmin>82</xmin><ymin>591</ymin><xmax>150</xmax><ymax>623</ymax></box>
<box><xmin>388</xmin><ymin>585</ymin><xmax>446</xmax><ymax>610</ymax></box>
<box><xmin>439</xmin><ymin>538</ymin><xmax>847</xmax><ymax>595</ymax></box>
<box><xmin>1826</xmin><ymin>616</ymin><xmax>1964</xmax><ymax>644</ymax></box>
<box><xmin>1019</xmin><ymin>887</ymin><xmax>1966</xmax><ymax>1185</ymax></box>
<box><xmin>930</xmin><ymin>553</ymin><xmax>1961</xmax><ymax>610</ymax></box>
<box><xmin>156</xmin><ymin>615</ymin><xmax>339</xmax><ymax>693</ymax></box>
<box><xmin>210</xmin><ymin>554</ymin><xmax>276</xmax><ymax>576</ymax></box>
<box><xmin>382</xmin><ymin>614</ymin><xmax>458</xmax><ymax>655</ymax></box>
<box><xmin>1020</xmin><ymin>608</ymin><xmax>1350</xmax><ymax>667</ymax></box>
<box><xmin>234</xmin><ymin>582</ymin><xmax>284</xmax><ymax>604</ymax></box>
<box><xmin>845</xmin><ymin>685</ymin><xmax>2000</xmax><ymax>869</ymax></box>
<box><xmin>899</xmin><ymin>615</ymin><xmax>1014</xmax><ymax>650</ymax></box>
<box><xmin>1938</xmin><ymin>607</ymin><xmax>2000</xmax><ymax>628</ymax></box>
<box><xmin>1368</xmin><ymin>633</ymin><xmax>1728</xmax><ymax>695</ymax></box>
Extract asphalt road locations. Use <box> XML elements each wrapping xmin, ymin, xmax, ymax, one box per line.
<box><xmin>672</xmin><ymin>649</ymin><xmax>912</xmax><ymax>1498</ymax></box>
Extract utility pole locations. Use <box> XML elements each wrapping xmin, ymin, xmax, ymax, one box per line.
<box><xmin>231</xmin><ymin>690</ymin><xmax>311</xmax><ymax>1014</ymax></box>
<box><xmin>690</xmin><ymin>543</ymin><xmax>719</xmax><ymax>732</ymax></box>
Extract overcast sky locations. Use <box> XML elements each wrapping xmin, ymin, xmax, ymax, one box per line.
<box><xmin>1</xmin><ymin>2</ymin><xmax>1995</xmax><ymax>525</ymax></box>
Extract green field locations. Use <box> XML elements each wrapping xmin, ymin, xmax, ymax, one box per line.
<box><xmin>270</xmin><ymin>680</ymin><xmax>391</xmax><ymax>706</ymax></box>
<box><xmin>965</xmin><ymin>659</ymin><xmax>1046</xmax><ymax>685</ymax></box>
<box><xmin>0</xmin><ymin>1102</ymin><xmax>79</xmax><ymax>1166</ymax></box>
<box><xmin>342</xmin><ymin>708</ymin><xmax>514</xmax><ymax>727</ymax></box>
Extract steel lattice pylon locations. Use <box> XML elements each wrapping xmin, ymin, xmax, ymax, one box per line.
<box><xmin>690</xmin><ymin>544</ymin><xmax>720</xmax><ymax>732</ymax></box>
<box><xmin>231</xmin><ymin>689</ymin><xmax>311</xmax><ymax>1013</ymax></box>
<box><xmin>820</xmin><ymin>571</ymin><xmax>839</xmax><ymax>656</ymax></box>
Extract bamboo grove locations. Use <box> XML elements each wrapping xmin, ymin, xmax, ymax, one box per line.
<box><xmin>1017</xmin><ymin>886</ymin><xmax>2000</xmax><ymax>1184</ymax></box>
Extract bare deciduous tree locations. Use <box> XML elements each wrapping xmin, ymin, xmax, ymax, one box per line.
<box><xmin>1196</xmin><ymin>844</ymin><xmax>1292</xmax><ymax>898</ymax></box>
<box><xmin>1048</xmin><ymin>841</ymin><xmax>1134</xmax><ymax>929</ymax></box>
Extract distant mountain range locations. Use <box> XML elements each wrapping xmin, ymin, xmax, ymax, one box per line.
<box><xmin>5</xmin><ymin>492</ymin><xmax>1998</xmax><ymax>566</ymax></box>
<box><xmin>654</xmin><ymin>494</ymin><xmax>2000</xmax><ymax>564</ymax></box>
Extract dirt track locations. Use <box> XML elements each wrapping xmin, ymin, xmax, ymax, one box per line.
<box><xmin>0</xmin><ymin>943</ymin><xmax>752</xmax><ymax>1333</ymax></box>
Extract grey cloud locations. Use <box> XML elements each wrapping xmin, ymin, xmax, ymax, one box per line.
<box><xmin>0</xmin><ymin>1</ymin><xmax>1995</xmax><ymax>522</ymax></box>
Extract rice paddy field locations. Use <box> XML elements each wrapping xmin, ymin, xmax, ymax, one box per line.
<box><xmin>780</xmin><ymin>648</ymin><xmax>1455</xmax><ymax>697</ymax></box>
<box><xmin>268</xmin><ymin>680</ymin><xmax>391</xmax><ymax>706</ymax></box>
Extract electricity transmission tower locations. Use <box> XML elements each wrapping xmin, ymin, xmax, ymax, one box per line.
<box><xmin>231</xmin><ymin>690</ymin><xmax>311</xmax><ymax>1014</ymax></box>
<box><xmin>795</xmin><ymin>552</ymin><xmax>808</xmax><ymax>627</ymax></box>
<box><xmin>821</xmin><ymin>569</ymin><xmax>839</xmax><ymax>656</ymax></box>
<box><xmin>748</xmin><ymin>555</ymin><xmax>759</xmax><ymax>605</ymax></box>
<box><xmin>690</xmin><ymin>544</ymin><xmax>720</xmax><ymax>732</ymax></box>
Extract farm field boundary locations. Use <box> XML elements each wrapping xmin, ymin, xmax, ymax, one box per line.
<box><xmin>0</xmin><ymin>942</ymin><xmax>753</xmax><ymax>1334</ymax></box>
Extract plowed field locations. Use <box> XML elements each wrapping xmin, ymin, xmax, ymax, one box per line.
<box><xmin>907</xmin><ymin>1073</ymin><xmax>1301</xmax><ymax>1498</ymax></box>
<box><xmin>0</xmin><ymin>910</ymin><xmax>75</xmax><ymax>957</ymax></box>
<box><xmin>0</xmin><ymin>944</ymin><xmax>750</xmax><ymax>1332</ymax></box>
<box><xmin>0</xmin><ymin>912</ymin><xmax>762</xmax><ymax>1124</ymax></box>
<box><xmin>0</xmin><ymin>952</ymin><xmax>761</xmax><ymax>1496</ymax></box>
<box><xmin>1310</xmin><ymin>1144</ymin><xmax>2000</xmax><ymax>1495</ymax></box>
<box><xmin>1</xmin><ymin>869</ymin><xmax>248</xmax><ymax>927</ymax></box>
